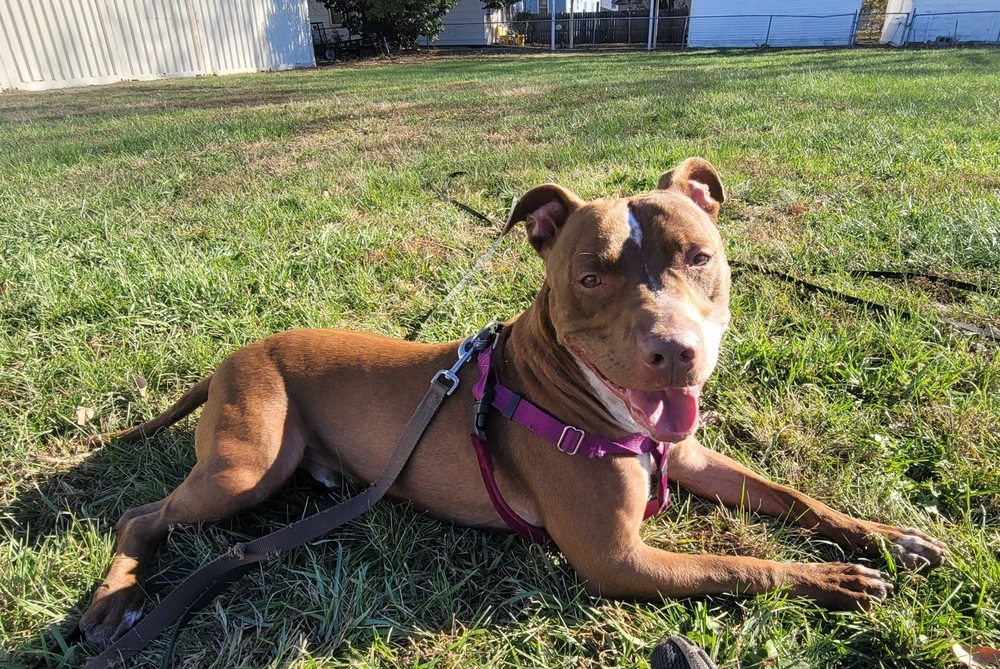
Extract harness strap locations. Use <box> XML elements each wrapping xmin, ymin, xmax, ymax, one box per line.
<box><xmin>470</xmin><ymin>336</ymin><xmax>672</xmax><ymax>544</ymax></box>
<box><xmin>84</xmin><ymin>330</ymin><xmax>491</xmax><ymax>669</ymax></box>
<box><xmin>471</xmin><ymin>435</ymin><xmax>552</xmax><ymax>544</ymax></box>
<box><xmin>472</xmin><ymin>346</ymin><xmax>657</xmax><ymax>458</ymax></box>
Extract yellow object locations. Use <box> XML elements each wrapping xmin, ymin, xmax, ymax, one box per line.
<box><xmin>493</xmin><ymin>25</ymin><xmax>525</xmax><ymax>46</ymax></box>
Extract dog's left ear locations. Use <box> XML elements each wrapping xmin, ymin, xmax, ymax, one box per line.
<box><xmin>505</xmin><ymin>184</ymin><xmax>586</xmax><ymax>258</ymax></box>
<box><xmin>657</xmin><ymin>158</ymin><xmax>726</xmax><ymax>222</ymax></box>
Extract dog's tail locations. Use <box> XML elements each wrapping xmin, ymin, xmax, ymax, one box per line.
<box><xmin>88</xmin><ymin>375</ymin><xmax>213</xmax><ymax>447</ymax></box>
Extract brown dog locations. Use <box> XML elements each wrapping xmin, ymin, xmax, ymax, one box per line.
<box><xmin>79</xmin><ymin>158</ymin><xmax>946</xmax><ymax>646</ymax></box>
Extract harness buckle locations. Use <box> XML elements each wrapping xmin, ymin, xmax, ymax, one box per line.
<box><xmin>472</xmin><ymin>321</ymin><xmax>501</xmax><ymax>351</ymax></box>
<box><xmin>431</xmin><ymin>322</ymin><xmax>502</xmax><ymax>396</ymax></box>
<box><xmin>557</xmin><ymin>425</ymin><xmax>586</xmax><ymax>456</ymax></box>
<box><xmin>473</xmin><ymin>383</ymin><xmax>494</xmax><ymax>440</ymax></box>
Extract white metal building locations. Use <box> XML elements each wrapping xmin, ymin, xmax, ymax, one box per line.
<box><xmin>687</xmin><ymin>0</ymin><xmax>863</xmax><ymax>48</ymax></box>
<box><xmin>882</xmin><ymin>0</ymin><xmax>1000</xmax><ymax>44</ymax></box>
<box><xmin>0</xmin><ymin>0</ymin><xmax>314</xmax><ymax>92</ymax></box>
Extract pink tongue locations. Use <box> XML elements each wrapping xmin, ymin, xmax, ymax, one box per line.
<box><xmin>624</xmin><ymin>386</ymin><xmax>701</xmax><ymax>439</ymax></box>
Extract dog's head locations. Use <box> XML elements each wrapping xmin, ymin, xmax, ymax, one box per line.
<box><xmin>506</xmin><ymin>158</ymin><xmax>730</xmax><ymax>443</ymax></box>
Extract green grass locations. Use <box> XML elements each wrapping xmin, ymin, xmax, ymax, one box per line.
<box><xmin>1</xmin><ymin>47</ymin><xmax>999</xmax><ymax>668</ymax></box>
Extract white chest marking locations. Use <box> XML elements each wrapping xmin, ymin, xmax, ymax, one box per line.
<box><xmin>638</xmin><ymin>451</ymin><xmax>654</xmax><ymax>499</ymax></box>
<box><xmin>577</xmin><ymin>360</ymin><xmax>642</xmax><ymax>433</ymax></box>
<box><xmin>576</xmin><ymin>360</ymin><xmax>656</xmax><ymax>501</ymax></box>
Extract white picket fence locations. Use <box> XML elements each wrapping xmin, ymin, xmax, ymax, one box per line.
<box><xmin>0</xmin><ymin>0</ymin><xmax>315</xmax><ymax>92</ymax></box>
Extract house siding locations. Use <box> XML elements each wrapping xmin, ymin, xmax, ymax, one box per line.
<box><xmin>903</xmin><ymin>0</ymin><xmax>1000</xmax><ymax>43</ymax></box>
<box><xmin>687</xmin><ymin>0</ymin><xmax>863</xmax><ymax>47</ymax></box>
<box><xmin>514</xmin><ymin>0</ymin><xmax>590</xmax><ymax>15</ymax></box>
<box><xmin>308</xmin><ymin>0</ymin><xmax>332</xmax><ymax>25</ymax></box>
<box><xmin>0</xmin><ymin>0</ymin><xmax>314</xmax><ymax>92</ymax></box>
<box><xmin>425</xmin><ymin>0</ymin><xmax>497</xmax><ymax>46</ymax></box>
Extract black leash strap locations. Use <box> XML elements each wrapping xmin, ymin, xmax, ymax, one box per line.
<box><xmin>845</xmin><ymin>269</ymin><xmax>991</xmax><ymax>294</ymax></box>
<box><xmin>408</xmin><ymin>173</ymin><xmax>515</xmax><ymax>340</ymax></box>
<box><xmin>729</xmin><ymin>261</ymin><xmax>1000</xmax><ymax>343</ymax></box>
<box><xmin>426</xmin><ymin>171</ymin><xmax>498</xmax><ymax>227</ymax></box>
<box><xmin>83</xmin><ymin>326</ymin><xmax>497</xmax><ymax>669</ymax></box>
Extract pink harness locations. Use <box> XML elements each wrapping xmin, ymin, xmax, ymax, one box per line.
<box><xmin>470</xmin><ymin>341</ymin><xmax>671</xmax><ymax>544</ymax></box>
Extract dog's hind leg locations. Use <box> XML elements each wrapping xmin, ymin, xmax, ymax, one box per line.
<box><xmin>80</xmin><ymin>362</ymin><xmax>306</xmax><ymax>646</ymax></box>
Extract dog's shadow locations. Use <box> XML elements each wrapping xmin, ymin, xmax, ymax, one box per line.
<box><xmin>7</xmin><ymin>427</ymin><xmax>587</xmax><ymax>668</ymax></box>
<box><xmin>8</xmin><ymin>418</ymin><xmax>911</xmax><ymax>668</ymax></box>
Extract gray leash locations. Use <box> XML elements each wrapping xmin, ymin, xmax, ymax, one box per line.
<box><xmin>410</xmin><ymin>174</ymin><xmax>517</xmax><ymax>341</ymax></box>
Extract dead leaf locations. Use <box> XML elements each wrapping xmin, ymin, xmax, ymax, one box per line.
<box><xmin>953</xmin><ymin>643</ymin><xmax>1000</xmax><ymax>667</ymax></box>
<box><xmin>134</xmin><ymin>375</ymin><xmax>148</xmax><ymax>399</ymax></box>
<box><xmin>74</xmin><ymin>406</ymin><xmax>95</xmax><ymax>426</ymax></box>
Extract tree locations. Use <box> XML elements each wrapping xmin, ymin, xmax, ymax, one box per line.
<box><xmin>323</xmin><ymin>0</ymin><xmax>459</xmax><ymax>49</ymax></box>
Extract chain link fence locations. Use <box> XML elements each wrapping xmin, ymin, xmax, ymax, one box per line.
<box><xmin>437</xmin><ymin>9</ymin><xmax>1000</xmax><ymax>51</ymax></box>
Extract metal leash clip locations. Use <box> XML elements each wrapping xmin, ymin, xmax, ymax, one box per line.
<box><xmin>431</xmin><ymin>321</ymin><xmax>501</xmax><ymax>395</ymax></box>
<box><xmin>432</xmin><ymin>337</ymin><xmax>475</xmax><ymax>395</ymax></box>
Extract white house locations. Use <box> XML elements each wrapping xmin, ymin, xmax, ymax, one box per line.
<box><xmin>882</xmin><ymin>0</ymin><xmax>1000</xmax><ymax>44</ymax></box>
<box><xmin>307</xmin><ymin>0</ymin><xmax>354</xmax><ymax>49</ymax></box>
<box><xmin>0</xmin><ymin>0</ymin><xmax>314</xmax><ymax>92</ymax></box>
<box><xmin>514</xmin><ymin>0</ymin><xmax>603</xmax><ymax>12</ymax></box>
<box><xmin>422</xmin><ymin>0</ymin><xmax>506</xmax><ymax>46</ymax></box>
<box><xmin>310</xmin><ymin>0</ymin><xmax>506</xmax><ymax>49</ymax></box>
<box><xmin>687</xmin><ymin>0</ymin><xmax>863</xmax><ymax>48</ymax></box>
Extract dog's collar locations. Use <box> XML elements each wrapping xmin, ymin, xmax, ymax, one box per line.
<box><xmin>470</xmin><ymin>329</ymin><xmax>671</xmax><ymax>543</ymax></box>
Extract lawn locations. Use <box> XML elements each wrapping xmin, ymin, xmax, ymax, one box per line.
<box><xmin>1</xmin><ymin>47</ymin><xmax>999</xmax><ymax>668</ymax></box>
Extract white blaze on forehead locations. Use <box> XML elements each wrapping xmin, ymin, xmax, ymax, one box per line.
<box><xmin>627</xmin><ymin>209</ymin><xmax>643</xmax><ymax>248</ymax></box>
<box><xmin>626</xmin><ymin>208</ymin><xmax>660</xmax><ymax>290</ymax></box>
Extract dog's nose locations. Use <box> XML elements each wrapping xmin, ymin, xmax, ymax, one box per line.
<box><xmin>640</xmin><ymin>332</ymin><xmax>700</xmax><ymax>373</ymax></box>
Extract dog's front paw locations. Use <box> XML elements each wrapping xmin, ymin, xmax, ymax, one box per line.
<box><xmin>871</xmin><ymin>523</ymin><xmax>948</xmax><ymax>570</ymax></box>
<box><xmin>789</xmin><ymin>562</ymin><xmax>893</xmax><ymax>611</ymax></box>
<box><xmin>79</xmin><ymin>583</ymin><xmax>144</xmax><ymax>647</ymax></box>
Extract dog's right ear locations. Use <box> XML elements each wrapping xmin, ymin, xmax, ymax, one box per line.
<box><xmin>504</xmin><ymin>184</ymin><xmax>585</xmax><ymax>258</ymax></box>
<box><xmin>657</xmin><ymin>157</ymin><xmax>725</xmax><ymax>222</ymax></box>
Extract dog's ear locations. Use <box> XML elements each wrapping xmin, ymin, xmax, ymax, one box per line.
<box><xmin>504</xmin><ymin>184</ymin><xmax>586</xmax><ymax>257</ymax></box>
<box><xmin>657</xmin><ymin>158</ymin><xmax>725</xmax><ymax>222</ymax></box>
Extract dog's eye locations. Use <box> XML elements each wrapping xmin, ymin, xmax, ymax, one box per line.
<box><xmin>690</xmin><ymin>252</ymin><xmax>712</xmax><ymax>266</ymax></box>
<box><xmin>581</xmin><ymin>274</ymin><xmax>601</xmax><ymax>288</ymax></box>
